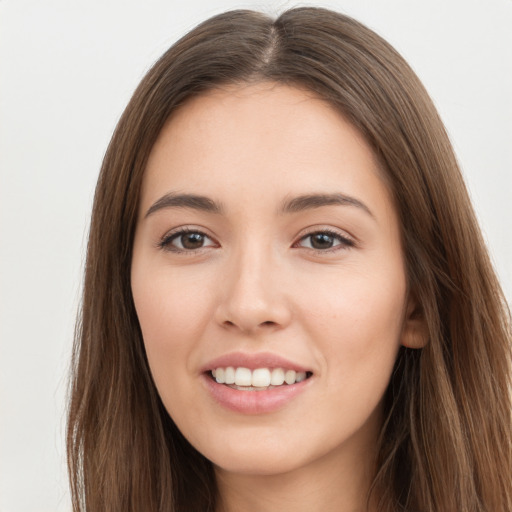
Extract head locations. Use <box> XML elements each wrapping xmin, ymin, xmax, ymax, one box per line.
<box><xmin>68</xmin><ymin>7</ymin><xmax>512</xmax><ymax>512</ymax></box>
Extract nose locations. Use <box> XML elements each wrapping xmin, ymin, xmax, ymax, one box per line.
<box><xmin>214</xmin><ymin>243</ymin><xmax>292</xmax><ymax>334</ymax></box>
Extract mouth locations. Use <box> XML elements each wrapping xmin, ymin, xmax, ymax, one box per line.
<box><xmin>208</xmin><ymin>366</ymin><xmax>313</xmax><ymax>391</ymax></box>
<box><xmin>202</xmin><ymin>352</ymin><xmax>314</xmax><ymax>413</ymax></box>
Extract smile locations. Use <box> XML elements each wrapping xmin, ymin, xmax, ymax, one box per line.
<box><xmin>211</xmin><ymin>367</ymin><xmax>311</xmax><ymax>390</ymax></box>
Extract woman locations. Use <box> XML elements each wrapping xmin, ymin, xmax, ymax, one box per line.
<box><xmin>67</xmin><ymin>7</ymin><xmax>512</xmax><ymax>512</ymax></box>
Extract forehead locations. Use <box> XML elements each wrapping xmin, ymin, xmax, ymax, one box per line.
<box><xmin>141</xmin><ymin>82</ymin><xmax>395</xmax><ymax>223</ymax></box>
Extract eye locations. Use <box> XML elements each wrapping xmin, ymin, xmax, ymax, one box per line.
<box><xmin>159</xmin><ymin>229</ymin><xmax>217</xmax><ymax>252</ymax></box>
<box><xmin>295</xmin><ymin>230</ymin><xmax>354</xmax><ymax>251</ymax></box>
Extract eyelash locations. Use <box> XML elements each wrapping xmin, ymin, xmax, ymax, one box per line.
<box><xmin>293</xmin><ymin>228</ymin><xmax>355</xmax><ymax>253</ymax></box>
<box><xmin>157</xmin><ymin>227</ymin><xmax>355</xmax><ymax>254</ymax></box>
<box><xmin>157</xmin><ymin>227</ymin><xmax>217</xmax><ymax>254</ymax></box>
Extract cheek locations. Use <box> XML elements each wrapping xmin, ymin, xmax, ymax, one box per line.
<box><xmin>299</xmin><ymin>262</ymin><xmax>406</xmax><ymax>366</ymax></box>
<box><xmin>298</xmin><ymin>270</ymin><xmax>405</xmax><ymax>436</ymax></box>
<box><xmin>131</xmin><ymin>263</ymin><xmax>215</xmax><ymax>377</ymax></box>
<box><xmin>131</xmin><ymin>267</ymin><xmax>217</xmax><ymax>428</ymax></box>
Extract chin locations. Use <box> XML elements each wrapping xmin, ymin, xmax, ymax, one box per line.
<box><xmin>191</xmin><ymin>424</ymin><xmax>343</xmax><ymax>479</ymax></box>
<box><xmin>211</xmin><ymin>449</ymin><xmax>309</xmax><ymax>477</ymax></box>
<box><xmin>184</xmin><ymin>424</ymin><xmax>305</xmax><ymax>476</ymax></box>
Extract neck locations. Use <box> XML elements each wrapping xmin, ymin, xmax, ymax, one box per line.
<box><xmin>214</xmin><ymin>439</ymin><xmax>377</xmax><ymax>512</ymax></box>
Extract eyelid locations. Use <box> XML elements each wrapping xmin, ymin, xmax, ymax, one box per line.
<box><xmin>156</xmin><ymin>224</ymin><xmax>356</xmax><ymax>254</ymax></box>
<box><xmin>293</xmin><ymin>226</ymin><xmax>356</xmax><ymax>252</ymax></box>
<box><xmin>157</xmin><ymin>225</ymin><xmax>219</xmax><ymax>253</ymax></box>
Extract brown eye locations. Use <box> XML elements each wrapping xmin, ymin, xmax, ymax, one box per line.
<box><xmin>180</xmin><ymin>232</ymin><xmax>206</xmax><ymax>249</ymax></box>
<box><xmin>297</xmin><ymin>231</ymin><xmax>354</xmax><ymax>251</ymax></box>
<box><xmin>310</xmin><ymin>233</ymin><xmax>336</xmax><ymax>249</ymax></box>
<box><xmin>160</xmin><ymin>230</ymin><xmax>216</xmax><ymax>252</ymax></box>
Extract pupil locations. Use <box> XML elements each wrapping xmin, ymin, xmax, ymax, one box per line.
<box><xmin>182</xmin><ymin>233</ymin><xmax>204</xmax><ymax>249</ymax></box>
<box><xmin>311</xmin><ymin>233</ymin><xmax>333</xmax><ymax>249</ymax></box>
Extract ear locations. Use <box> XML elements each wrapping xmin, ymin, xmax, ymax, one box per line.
<box><xmin>400</xmin><ymin>294</ymin><xmax>428</xmax><ymax>349</ymax></box>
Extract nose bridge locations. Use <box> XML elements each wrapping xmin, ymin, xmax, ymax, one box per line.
<box><xmin>216</xmin><ymin>235</ymin><xmax>291</xmax><ymax>332</ymax></box>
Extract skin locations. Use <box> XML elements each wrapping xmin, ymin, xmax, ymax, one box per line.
<box><xmin>131</xmin><ymin>83</ymin><xmax>421</xmax><ymax>512</ymax></box>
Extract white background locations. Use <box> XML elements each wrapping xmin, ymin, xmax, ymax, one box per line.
<box><xmin>1</xmin><ymin>1</ymin><xmax>511</xmax><ymax>510</ymax></box>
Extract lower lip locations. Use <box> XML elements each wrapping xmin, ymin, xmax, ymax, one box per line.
<box><xmin>202</xmin><ymin>373</ymin><xmax>312</xmax><ymax>414</ymax></box>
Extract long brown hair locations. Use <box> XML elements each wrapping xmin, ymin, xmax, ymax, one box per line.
<box><xmin>67</xmin><ymin>7</ymin><xmax>512</xmax><ymax>511</ymax></box>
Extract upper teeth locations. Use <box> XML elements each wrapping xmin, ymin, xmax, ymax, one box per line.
<box><xmin>211</xmin><ymin>367</ymin><xmax>307</xmax><ymax>387</ymax></box>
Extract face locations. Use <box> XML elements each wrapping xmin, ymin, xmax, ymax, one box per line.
<box><xmin>131</xmin><ymin>83</ymin><xmax>417</xmax><ymax>478</ymax></box>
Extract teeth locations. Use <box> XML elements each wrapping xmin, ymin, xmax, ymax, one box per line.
<box><xmin>215</xmin><ymin>367</ymin><xmax>225</xmax><ymax>384</ymax></box>
<box><xmin>296</xmin><ymin>371</ymin><xmax>307</xmax><ymax>382</ymax></box>
<box><xmin>270</xmin><ymin>368</ymin><xmax>285</xmax><ymax>385</ymax></box>
<box><xmin>212</xmin><ymin>366</ymin><xmax>309</xmax><ymax>388</ymax></box>
<box><xmin>284</xmin><ymin>370</ymin><xmax>296</xmax><ymax>384</ymax></box>
<box><xmin>224</xmin><ymin>366</ymin><xmax>235</xmax><ymax>384</ymax></box>
<box><xmin>235</xmin><ymin>367</ymin><xmax>252</xmax><ymax>386</ymax></box>
<box><xmin>252</xmin><ymin>368</ymin><xmax>271</xmax><ymax>387</ymax></box>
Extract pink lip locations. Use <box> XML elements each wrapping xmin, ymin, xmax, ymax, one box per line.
<box><xmin>200</xmin><ymin>351</ymin><xmax>313</xmax><ymax>415</ymax></box>
<box><xmin>201</xmin><ymin>351</ymin><xmax>310</xmax><ymax>373</ymax></box>
<box><xmin>202</xmin><ymin>373</ymin><xmax>312</xmax><ymax>414</ymax></box>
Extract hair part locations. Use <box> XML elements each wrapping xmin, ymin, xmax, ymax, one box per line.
<box><xmin>68</xmin><ymin>7</ymin><xmax>512</xmax><ymax>512</ymax></box>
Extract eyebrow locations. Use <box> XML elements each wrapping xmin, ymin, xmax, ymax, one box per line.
<box><xmin>144</xmin><ymin>191</ymin><xmax>374</xmax><ymax>219</ymax></box>
<box><xmin>279</xmin><ymin>193</ymin><xmax>374</xmax><ymax>218</ymax></box>
<box><xmin>145</xmin><ymin>192</ymin><xmax>224</xmax><ymax>218</ymax></box>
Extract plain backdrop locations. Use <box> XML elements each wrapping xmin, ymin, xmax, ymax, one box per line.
<box><xmin>1</xmin><ymin>1</ymin><xmax>511</xmax><ymax>510</ymax></box>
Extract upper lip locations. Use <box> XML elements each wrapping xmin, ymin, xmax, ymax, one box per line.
<box><xmin>201</xmin><ymin>352</ymin><xmax>311</xmax><ymax>373</ymax></box>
